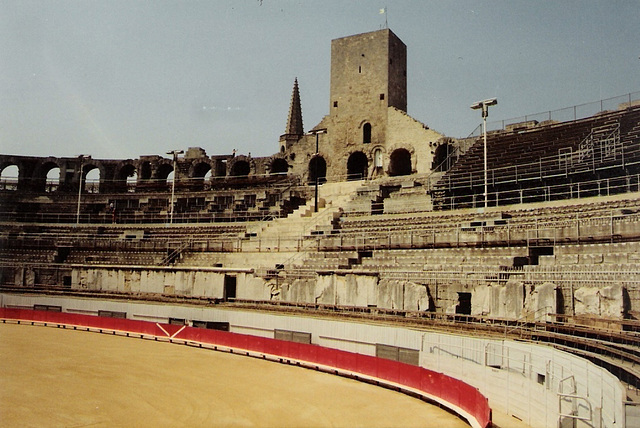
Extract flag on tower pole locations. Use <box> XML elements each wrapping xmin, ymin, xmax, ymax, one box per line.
<box><xmin>379</xmin><ymin>6</ymin><xmax>388</xmax><ymax>28</ymax></box>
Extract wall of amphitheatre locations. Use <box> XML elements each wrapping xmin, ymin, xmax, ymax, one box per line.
<box><xmin>0</xmin><ymin>293</ymin><xmax>627</xmax><ymax>428</ymax></box>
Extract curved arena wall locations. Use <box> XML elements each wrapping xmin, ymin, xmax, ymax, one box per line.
<box><xmin>0</xmin><ymin>307</ymin><xmax>490</xmax><ymax>428</ymax></box>
<box><xmin>0</xmin><ymin>294</ymin><xmax>628</xmax><ymax>427</ymax></box>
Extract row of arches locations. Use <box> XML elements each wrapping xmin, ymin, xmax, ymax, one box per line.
<box><xmin>0</xmin><ymin>142</ymin><xmax>454</xmax><ymax>194</ymax></box>
<box><xmin>0</xmin><ymin>155</ymin><xmax>292</xmax><ymax>194</ymax></box>
<box><xmin>308</xmin><ymin>147</ymin><xmax>414</xmax><ymax>183</ymax></box>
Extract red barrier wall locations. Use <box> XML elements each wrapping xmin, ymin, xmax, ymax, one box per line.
<box><xmin>1</xmin><ymin>308</ymin><xmax>491</xmax><ymax>428</ymax></box>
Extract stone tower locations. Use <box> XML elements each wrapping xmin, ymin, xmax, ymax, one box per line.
<box><xmin>281</xmin><ymin>28</ymin><xmax>441</xmax><ymax>183</ymax></box>
<box><xmin>328</xmin><ymin>29</ymin><xmax>407</xmax><ymax>147</ymax></box>
<box><xmin>280</xmin><ymin>78</ymin><xmax>304</xmax><ymax>153</ymax></box>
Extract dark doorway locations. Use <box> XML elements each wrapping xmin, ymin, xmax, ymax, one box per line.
<box><xmin>347</xmin><ymin>151</ymin><xmax>368</xmax><ymax>180</ymax></box>
<box><xmin>388</xmin><ymin>148</ymin><xmax>412</xmax><ymax>176</ymax></box>
<box><xmin>308</xmin><ymin>156</ymin><xmax>327</xmax><ymax>185</ymax></box>
<box><xmin>456</xmin><ymin>292</ymin><xmax>472</xmax><ymax>315</ymax></box>
<box><xmin>223</xmin><ymin>275</ymin><xmax>237</xmax><ymax>301</ymax></box>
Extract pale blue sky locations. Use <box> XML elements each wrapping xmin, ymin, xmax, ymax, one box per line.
<box><xmin>1</xmin><ymin>0</ymin><xmax>639</xmax><ymax>159</ymax></box>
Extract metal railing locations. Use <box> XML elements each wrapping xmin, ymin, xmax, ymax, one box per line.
<box><xmin>468</xmin><ymin>91</ymin><xmax>640</xmax><ymax>137</ymax></box>
<box><xmin>435</xmin><ymin>173</ymin><xmax>640</xmax><ymax>211</ymax></box>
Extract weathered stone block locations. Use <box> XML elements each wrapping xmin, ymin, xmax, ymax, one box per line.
<box><xmin>471</xmin><ymin>284</ymin><xmax>492</xmax><ymax>316</ymax></box>
<box><xmin>574</xmin><ymin>284</ymin><xmax>624</xmax><ymax>319</ymax></box>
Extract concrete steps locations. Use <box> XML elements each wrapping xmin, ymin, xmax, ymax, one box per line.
<box><xmin>241</xmin><ymin>181</ymin><xmax>363</xmax><ymax>252</ymax></box>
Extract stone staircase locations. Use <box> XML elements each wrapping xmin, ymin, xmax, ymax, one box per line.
<box><xmin>241</xmin><ymin>181</ymin><xmax>363</xmax><ymax>252</ymax></box>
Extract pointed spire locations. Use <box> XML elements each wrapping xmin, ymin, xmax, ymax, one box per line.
<box><xmin>282</xmin><ymin>78</ymin><xmax>304</xmax><ymax>140</ymax></box>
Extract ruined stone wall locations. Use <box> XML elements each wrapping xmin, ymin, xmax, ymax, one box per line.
<box><xmin>386</xmin><ymin>107</ymin><xmax>443</xmax><ymax>175</ymax></box>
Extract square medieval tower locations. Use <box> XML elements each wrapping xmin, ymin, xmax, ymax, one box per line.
<box><xmin>328</xmin><ymin>29</ymin><xmax>407</xmax><ymax>147</ymax></box>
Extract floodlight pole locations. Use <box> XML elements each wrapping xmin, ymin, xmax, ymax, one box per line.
<box><xmin>167</xmin><ymin>150</ymin><xmax>184</xmax><ymax>224</ymax></box>
<box><xmin>307</xmin><ymin>129</ymin><xmax>327</xmax><ymax>213</ymax></box>
<box><xmin>471</xmin><ymin>98</ymin><xmax>497</xmax><ymax>208</ymax></box>
<box><xmin>75</xmin><ymin>155</ymin><xmax>88</xmax><ymax>225</ymax></box>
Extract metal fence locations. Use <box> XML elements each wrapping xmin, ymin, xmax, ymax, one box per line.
<box><xmin>469</xmin><ymin>91</ymin><xmax>640</xmax><ymax>137</ymax></box>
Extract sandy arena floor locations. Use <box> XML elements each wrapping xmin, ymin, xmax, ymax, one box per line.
<box><xmin>0</xmin><ymin>323</ymin><xmax>469</xmax><ymax>427</ymax></box>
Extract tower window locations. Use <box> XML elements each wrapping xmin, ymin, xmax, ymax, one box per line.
<box><xmin>363</xmin><ymin>123</ymin><xmax>372</xmax><ymax>144</ymax></box>
<box><xmin>380</xmin><ymin>93</ymin><xmax>385</xmax><ymax>100</ymax></box>
<box><xmin>333</xmin><ymin>101</ymin><xmax>338</xmax><ymax>108</ymax></box>
<box><xmin>358</xmin><ymin>65</ymin><xmax>362</xmax><ymax>73</ymax></box>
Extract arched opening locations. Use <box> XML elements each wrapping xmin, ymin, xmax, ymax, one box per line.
<box><xmin>191</xmin><ymin>162</ymin><xmax>211</xmax><ymax>190</ymax></box>
<box><xmin>308</xmin><ymin>156</ymin><xmax>327</xmax><ymax>185</ymax></box>
<box><xmin>157</xmin><ymin>163</ymin><xmax>174</xmax><ymax>190</ymax></box>
<box><xmin>0</xmin><ymin>164</ymin><xmax>19</xmax><ymax>191</ymax></box>
<box><xmin>203</xmin><ymin>169</ymin><xmax>213</xmax><ymax>189</ymax></box>
<box><xmin>270</xmin><ymin>158</ymin><xmax>289</xmax><ymax>175</ymax></box>
<box><xmin>192</xmin><ymin>162</ymin><xmax>211</xmax><ymax>178</ymax></box>
<box><xmin>230</xmin><ymin>160</ymin><xmax>250</xmax><ymax>177</ymax></box>
<box><xmin>362</xmin><ymin>123</ymin><xmax>372</xmax><ymax>144</ymax></box>
<box><xmin>84</xmin><ymin>166</ymin><xmax>101</xmax><ymax>193</ymax></box>
<box><xmin>432</xmin><ymin>142</ymin><xmax>456</xmax><ymax>172</ymax></box>
<box><xmin>118</xmin><ymin>164</ymin><xmax>137</xmax><ymax>192</ymax></box>
<box><xmin>388</xmin><ymin>148</ymin><xmax>412</xmax><ymax>177</ymax></box>
<box><xmin>347</xmin><ymin>151</ymin><xmax>368</xmax><ymax>181</ymax></box>
<box><xmin>45</xmin><ymin>165</ymin><xmax>61</xmax><ymax>192</ymax></box>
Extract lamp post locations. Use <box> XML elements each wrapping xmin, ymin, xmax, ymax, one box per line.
<box><xmin>76</xmin><ymin>155</ymin><xmax>89</xmax><ymax>225</ymax></box>
<box><xmin>167</xmin><ymin>150</ymin><xmax>184</xmax><ymax>224</ymax></box>
<box><xmin>307</xmin><ymin>128</ymin><xmax>327</xmax><ymax>212</ymax></box>
<box><xmin>470</xmin><ymin>98</ymin><xmax>497</xmax><ymax>208</ymax></box>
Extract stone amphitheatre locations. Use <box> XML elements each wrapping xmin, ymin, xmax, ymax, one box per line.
<box><xmin>1</xmin><ymin>29</ymin><xmax>639</xmax><ymax>428</ymax></box>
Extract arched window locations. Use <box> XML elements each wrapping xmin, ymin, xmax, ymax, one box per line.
<box><xmin>362</xmin><ymin>123</ymin><xmax>372</xmax><ymax>144</ymax></box>
<box><xmin>0</xmin><ymin>164</ymin><xmax>19</xmax><ymax>191</ymax></box>
<box><xmin>85</xmin><ymin>167</ymin><xmax>101</xmax><ymax>194</ymax></box>
<box><xmin>45</xmin><ymin>166</ymin><xmax>61</xmax><ymax>192</ymax></box>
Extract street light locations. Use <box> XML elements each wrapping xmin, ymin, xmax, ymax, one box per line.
<box><xmin>167</xmin><ymin>150</ymin><xmax>184</xmax><ymax>224</ymax></box>
<box><xmin>76</xmin><ymin>155</ymin><xmax>90</xmax><ymax>225</ymax></box>
<box><xmin>306</xmin><ymin>128</ymin><xmax>327</xmax><ymax>212</ymax></box>
<box><xmin>471</xmin><ymin>98</ymin><xmax>497</xmax><ymax>208</ymax></box>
